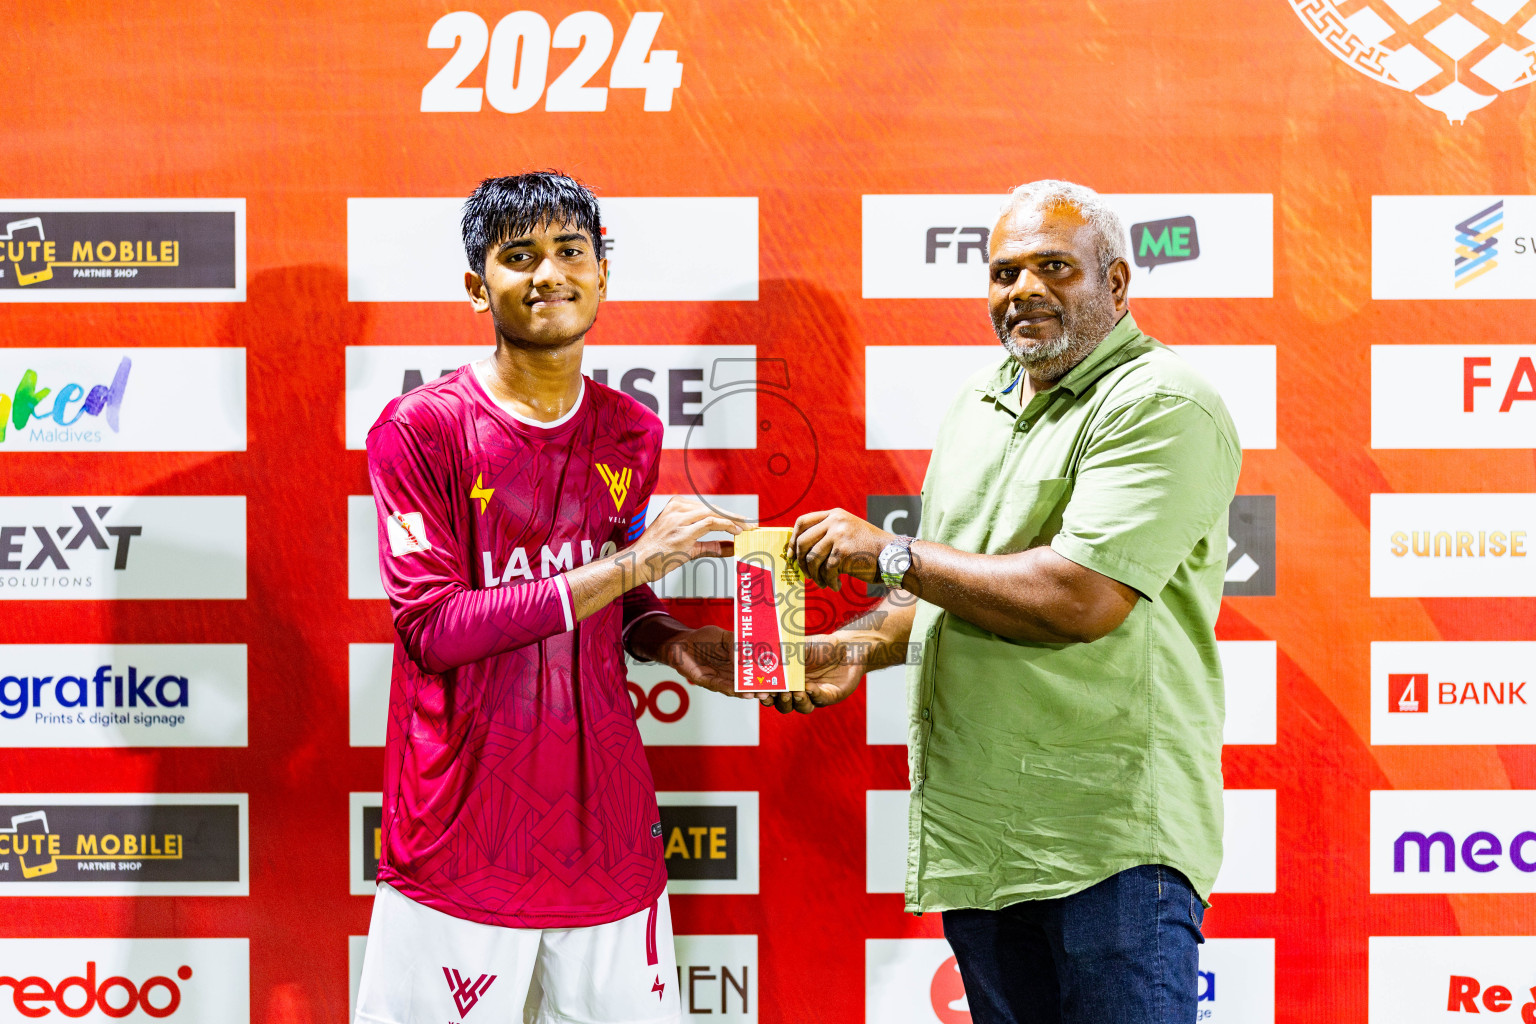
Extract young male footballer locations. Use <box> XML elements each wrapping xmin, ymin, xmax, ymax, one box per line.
<box><xmin>355</xmin><ymin>172</ymin><xmax>740</xmax><ymax>1024</ymax></box>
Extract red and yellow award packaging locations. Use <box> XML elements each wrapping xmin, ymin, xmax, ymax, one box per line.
<box><xmin>734</xmin><ymin>527</ymin><xmax>805</xmax><ymax>693</ymax></box>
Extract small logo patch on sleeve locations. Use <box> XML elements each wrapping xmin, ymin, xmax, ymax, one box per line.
<box><xmin>386</xmin><ymin>511</ymin><xmax>432</xmax><ymax>556</ymax></box>
<box><xmin>651</xmin><ymin>822</ymin><xmax>663</xmax><ymax>838</ymax></box>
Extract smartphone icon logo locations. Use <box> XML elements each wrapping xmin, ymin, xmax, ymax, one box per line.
<box><xmin>6</xmin><ymin>811</ymin><xmax>58</xmax><ymax>878</ymax></box>
<box><xmin>1</xmin><ymin>218</ymin><xmax>54</xmax><ymax>287</ymax></box>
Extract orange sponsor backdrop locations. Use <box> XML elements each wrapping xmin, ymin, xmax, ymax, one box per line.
<box><xmin>5</xmin><ymin>2</ymin><xmax>1536</xmax><ymax>1021</ymax></box>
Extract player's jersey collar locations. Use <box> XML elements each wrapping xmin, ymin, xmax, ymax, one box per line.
<box><xmin>468</xmin><ymin>362</ymin><xmax>588</xmax><ymax>433</ymax></box>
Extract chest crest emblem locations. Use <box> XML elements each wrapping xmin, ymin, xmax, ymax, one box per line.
<box><xmin>595</xmin><ymin>463</ymin><xmax>633</xmax><ymax>511</ymax></box>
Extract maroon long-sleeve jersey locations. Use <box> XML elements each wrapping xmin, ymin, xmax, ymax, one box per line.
<box><xmin>365</xmin><ymin>365</ymin><xmax>670</xmax><ymax>928</ymax></box>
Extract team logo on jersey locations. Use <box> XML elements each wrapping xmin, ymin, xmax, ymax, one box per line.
<box><xmin>596</xmin><ymin>463</ymin><xmax>633</xmax><ymax>511</ymax></box>
<box><xmin>443</xmin><ymin>967</ymin><xmax>496</xmax><ymax>1017</ymax></box>
<box><xmin>470</xmin><ymin>474</ymin><xmax>494</xmax><ymax>515</ymax></box>
<box><xmin>385</xmin><ymin>512</ymin><xmax>431</xmax><ymax>557</ymax></box>
<box><xmin>1289</xmin><ymin>1</ymin><xmax>1536</xmax><ymax>124</ymax></box>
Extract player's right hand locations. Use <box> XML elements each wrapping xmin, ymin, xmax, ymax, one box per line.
<box><xmin>630</xmin><ymin>497</ymin><xmax>742</xmax><ymax>585</ymax></box>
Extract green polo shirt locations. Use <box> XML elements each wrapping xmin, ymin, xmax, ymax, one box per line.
<box><xmin>904</xmin><ymin>311</ymin><xmax>1241</xmax><ymax>912</ymax></box>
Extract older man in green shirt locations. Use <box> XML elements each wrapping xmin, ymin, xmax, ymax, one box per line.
<box><xmin>779</xmin><ymin>179</ymin><xmax>1241</xmax><ymax>1024</ymax></box>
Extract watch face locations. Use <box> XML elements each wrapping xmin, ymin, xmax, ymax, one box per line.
<box><xmin>891</xmin><ymin>549</ymin><xmax>912</xmax><ymax>573</ymax></box>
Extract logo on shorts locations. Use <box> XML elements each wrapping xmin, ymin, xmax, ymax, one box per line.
<box><xmin>443</xmin><ymin>968</ymin><xmax>496</xmax><ymax>1017</ymax></box>
<box><xmin>596</xmin><ymin>463</ymin><xmax>632</xmax><ymax>511</ymax></box>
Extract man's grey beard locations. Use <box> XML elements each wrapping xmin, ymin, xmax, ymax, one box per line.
<box><xmin>992</xmin><ymin>297</ymin><xmax>1122</xmax><ymax>383</ymax></box>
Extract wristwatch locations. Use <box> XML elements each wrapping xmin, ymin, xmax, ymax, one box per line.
<box><xmin>877</xmin><ymin>535</ymin><xmax>915</xmax><ymax>590</ymax></box>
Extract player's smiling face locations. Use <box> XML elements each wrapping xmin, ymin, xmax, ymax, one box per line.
<box><xmin>466</xmin><ymin>219</ymin><xmax>608</xmax><ymax>348</ymax></box>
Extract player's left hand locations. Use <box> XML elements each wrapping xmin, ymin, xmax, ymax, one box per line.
<box><xmin>660</xmin><ymin>625</ymin><xmax>745</xmax><ymax>699</ymax></box>
<box><xmin>790</xmin><ymin>509</ymin><xmax>892</xmax><ymax>590</ymax></box>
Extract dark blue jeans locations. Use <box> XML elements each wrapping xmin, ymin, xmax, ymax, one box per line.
<box><xmin>941</xmin><ymin>864</ymin><xmax>1205</xmax><ymax>1024</ymax></box>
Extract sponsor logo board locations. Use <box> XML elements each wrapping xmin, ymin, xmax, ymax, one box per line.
<box><xmin>628</xmin><ymin>657</ymin><xmax>759</xmax><ymax>746</ymax></box>
<box><xmin>348</xmin><ymin>935</ymin><xmax>367</xmax><ymax>1023</ymax></box>
<box><xmin>1372</xmin><ymin>789</ymin><xmax>1536</xmax><ymax>893</ymax></box>
<box><xmin>866</xmin><ymin>936</ymin><xmax>1274</xmax><ymax>1023</ymax></box>
<box><xmin>344</xmin><ymin>345</ymin><xmax>759</xmax><ymax>451</ymax></box>
<box><xmin>349</xmin><ymin>644</ymin><xmax>391</xmax><ymax>747</ymax></box>
<box><xmin>674</xmin><ymin>935</ymin><xmax>756</xmax><ymax>1020</ymax></box>
<box><xmin>0</xmin><ymin>497</ymin><xmax>244</xmax><ymax>600</ymax></box>
<box><xmin>862</xmin><ymin>194</ymin><xmax>1272</xmax><ymax>299</ymax></box>
<box><xmin>1368</xmin><ymin>935</ymin><xmax>1536</xmax><ymax>1023</ymax></box>
<box><xmin>0</xmin><ymin>644</ymin><xmax>247</xmax><ymax>748</ymax></box>
<box><xmin>1292</xmin><ymin>2</ymin><xmax>1536</xmax><ymax>125</ymax></box>
<box><xmin>0</xmin><ymin>349</ymin><xmax>245</xmax><ymax>451</ymax></box>
<box><xmin>1226</xmin><ymin>496</ymin><xmax>1276</xmax><ymax>598</ymax></box>
<box><xmin>1373</xmin><ymin>346</ymin><xmax>1536</xmax><ymax>448</ymax></box>
<box><xmin>1371</xmin><ymin>493</ymin><xmax>1535</xmax><ymax>597</ymax></box>
<box><xmin>347</xmin><ymin>197</ymin><xmax>757</xmax><ymax>302</ymax></box>
<box><xmin>864</xmin><ymin>345</ymin><xmax>1275</xmax><ymax>450</ymax></box>
<box><xmin>1374</xmin><ymin>196</ymin><xmax>1536</xmax><ymax>298</ymax></box>
<box><xmin>1213</xmin><ymin>790</ymin><xmax>1277</xmax><ymax>894</ymax></box>
<box><xmin>0</xmin><ymin>937</ymin><xmax>249</xmax><ymax>1021</ymax></box>
<box><xmin>350</xmin><ymin>792</ymin><xmax>382</xmax><ymax>897</ymax></box>
<box><xmin>0</xmin><ymin>199</ymin><xmax>244</xmax><ymax>302</ymax></box>
<box><xmin>869</xmin><ymin>791</ymin><xmax>1272</xmax><ymax>895</ymax></box>
<box><xmin>1373</xmin><ymin>642</ymin><xmax>1535</xmax><ymax>745</ymax></box>
<box><xmin>0</xmin><ymin>793</ymin><xmax>246</xmax><ymax>896</ymax></box>
<box><xmin>657</xmin><ymin>791</ymin><xmax>758</xmax><ymax>895</ymax></box>
<box><xmin>348</xmin><ymin>496</ymin><xmax>385</xmax><ymax>600</ymax></box>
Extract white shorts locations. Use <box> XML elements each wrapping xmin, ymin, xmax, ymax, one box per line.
<box><xmin>355</xmin><ymin>883</ymin><xmax>682</xmax><ymax>1024</ymax></box>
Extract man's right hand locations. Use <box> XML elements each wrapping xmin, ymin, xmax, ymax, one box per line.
<box><xmin>630</xmin><ymin>497</ymin><xmax>742</xmax><ymax>586</ymax></box>
<box><xmin>761</xmin><ymin>635</ymin><xmax>866</xmax><ymax>715</ymax></box>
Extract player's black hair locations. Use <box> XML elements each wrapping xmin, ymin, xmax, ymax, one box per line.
<box><xmin>461</xmin><ymin>171</ymin><xmax>604</xmax><ymax>274</ymax></box>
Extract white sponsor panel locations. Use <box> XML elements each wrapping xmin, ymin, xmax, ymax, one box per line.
<box><xmin>864</xmin><ymin>345</ymin><xmax>1275</xmax><ymax>450</ymax></box>
<box><xmin>657</xmin><ymin>791</ymin><xmax>759</xmax><ymax>896</ymax></box>
<box><xmin>1213</xmin><ymin>790</ymin><xmax>1277</xmax><ymax>894</ymax></box>
<box><xmin>1372</xmin><ymin>642</ymin><xmax>1536</xmax><ymax>746</ymax></box>
<box><xmin>0</xmin><ymin>792</ymin><xmax>247</xmax><ymax>897</ymax></box>
<box><xmin>862</xmin><ymin>193</ymin><xmax>1272</xmax><ymax>299</ymax></box>
<box><xmin>1372</xmin><ymin>789</ymin><xmax>1536</xmax><ymax>893</ymax></box>
<box><xmin>344</xmin><ymin>345</ymin><xmax>484</xmax><ymax>449</ymax></box>
<box><xmin>1368</xmin><ymin>936</ymin><xmax>1536</xmax><ymax>1024</ymax></box>
<box><xmin>627</xmin><ymin>658</ymin><xmax>758</xmax><ymax>746</ymax></box>
<box><xmin>349</xmin><ymin>935</ymin><xmax>367</xmax><ymax>1024</ymax></box>
<box><xmin>1373</xmin><ymin>345</ymin><xmax>1536</xmax><ymax>448</ymax></box>
<box><xmin>349</xmin><ymin>643</ymin><xmax>391</xmax><ymax>747</ymax></box>
<box><xmin>1198</xmin><ymin>939</ymin><xmax>1276</xmax><ymax>1024</ymax></box>
<box><xmin>1371</xmin><ymin>493</ymin><xmax>1536</xmax><ymax>597</ymax></box>
<box><xmin>865</xmin><ymin>938</ymin><xmax>971</xmax><ymax>1024</ymax></box>
<box><xmin>344</xmin><ymin>344</ymin><xmax>759</xmax><ymax>450</ymax></box>
<box><xmin>1221</xmin><ymin>641</ymin><xmax>1277</xmax><ymax>746</ymax></box>
<box><xmin>347</xmin><ymin>197</ymin><xmax>758</xmax><ymax>302</ymax></box>
<box><xmin>866</xmin><ymin>789</ymin><xmax>908</xmax><ymax>894</ymax></box>
<box><xmin>1373</xmin><ymin>196</ymin><xmax>1536</xmax><ymax>300</ymax></box>
<box><xmin>0</xmin><ymin>198</ymin><xmax>246</xmax><ymax>304</ymax></box>
<box><xmin>870</xmin><ymin>788</ymin><xmax>1273</xmax><ymax>894</ymax></box>
<box><xmin>866</xmin><ymin>665</ymin><xmax>908</xmax><ymax>746</ymax></box>
<box><xmin>0</xmin><ymin>937</ymin><xmax>249</xmax><ymax>1022</ymax></box>
<box><xmin>350</xmin><ymin>791</ymin><xmax>382</xmax><ymax>897</ymax></box>
<box><xmin>348</xmin><ymin>495</ymin><xmax>385</xmax><ymax>600</ymax></box>
<box><xmin>674</xmin><ymin>935</ymin><xmax>757</xmax><ymax>1020</ymax></box>
<box><xmin>0</xmin><ymin>644</ymin><xmax>246</xmax><ymax>748</ymax></box>
<box><xmin>0</xmin><ymin>349</ymin><xmax>245</xmax><ymax>452</ymax></box>
<box><xmin>643</xmin><ymin>494</ymin><xmax>757</xmax><ymax>598</ymax></box>
<box><xmin>0</xmin><ymin>497</ymin><xmax>244</xmax><ymax>601</ymax></box>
